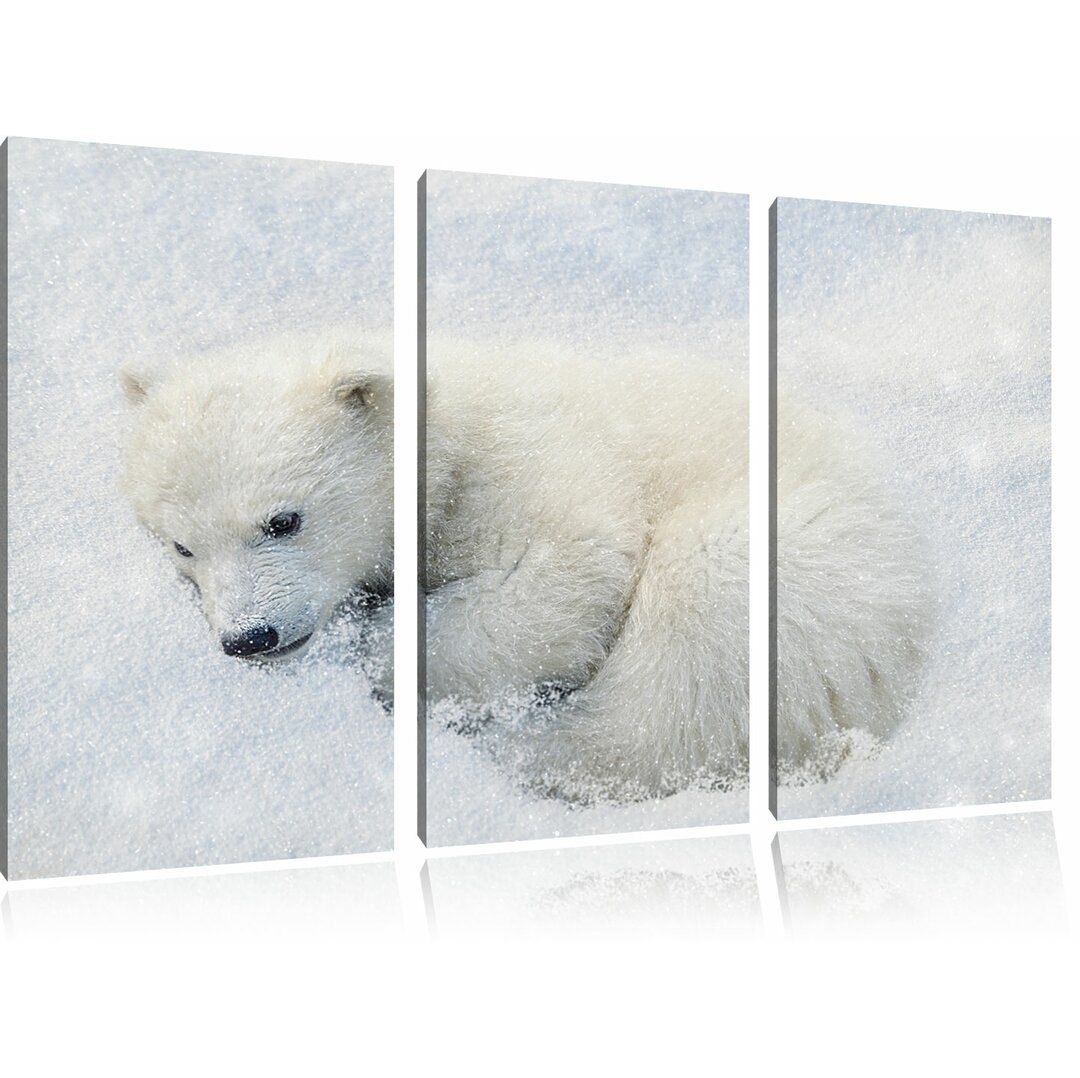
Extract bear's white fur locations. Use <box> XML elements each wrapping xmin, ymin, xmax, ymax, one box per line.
<box><xmin>121</xmin><ymin>332</ymin><xmax>393</xmax><ymax>680</ymax></box>
<box><xmin>426</xmin><ymin>343</ymin><xmax>932</xmax><ymax>799</ymax></box>
<box><xmin>775</xmin><ymin>397</ymin><xmax>934</xmax><ymax>778</ymax></box>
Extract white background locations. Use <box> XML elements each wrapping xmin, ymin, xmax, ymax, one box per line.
<box><xmin>2</xmin><ymin>4</ymin><xmax>1076</xmax><ymax>1074</ymax></box>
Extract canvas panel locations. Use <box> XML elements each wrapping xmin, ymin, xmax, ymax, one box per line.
<box><xmin>4</xmin><ymin>137</ymin><xmax>394</xmax><ymax>879</ymax></box>
<box><xmin>421</xmin><ymin>169</ymin><xmax>749</xmax><ymax>845</ymax></box>
<box><xmin>771</xmin><ymin>198</ymin><xmax>1050</xmax><ymax>818</ymax></box>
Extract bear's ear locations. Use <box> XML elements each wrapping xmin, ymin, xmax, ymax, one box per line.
<box><xmin>330</xmin><ymin>371</ymin><xmax>392</xmax><ymax>415</ymax></box>
<box><xmin>119</xmin><ymin>366</ymin><xmax>153</xmax><ymax>406</ymax></box>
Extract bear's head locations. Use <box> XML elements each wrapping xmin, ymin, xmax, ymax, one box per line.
<box><xmin>120</xmin><ymin>333</ymin><xmax>393</xmax><ymax>661</ymax></box>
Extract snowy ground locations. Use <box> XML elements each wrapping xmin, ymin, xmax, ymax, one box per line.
<box><xmin>6</xmin><ymin>138</ymin><xmax>394</xmax><ymax>879</ymax></box>
<box><xmin>776</xmin><ymin>199</ymin><xmax>1051</xmax><ymax>817</ymax></box>
<box><xmin>423</xmin><ymin>171</ymin><xmax>749</xmax><ymax>845</ymax></box>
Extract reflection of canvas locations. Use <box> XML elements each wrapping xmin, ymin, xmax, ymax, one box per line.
<box><xmin>778</xmin><ymin>813</ymin><xmax>1064</xmax><ymax>935</ymax></box>
<box><xmin>772</xmin><ymin>198</ymin><xmax>1051</xmax><ymax>818</ymax></box>
<box><xmin>426</xmin><ymin>835</ymin><xmax>761</xmax><ymax>939</ymax></box>
<box><xmin>421</xmin><ymin>171</ymin><xmax>750</xmax><ymax>845</ymax></box>
<box><xmin>3</xmin><ymin>138</ymin><xmax>394</xmax><ymax>879</ymax></box>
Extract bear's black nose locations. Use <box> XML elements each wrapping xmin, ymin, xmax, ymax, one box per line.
<box><xmin>221</xmin><ymin>625</ymin><xmax>279</xmax><ymax>657</ymax></box>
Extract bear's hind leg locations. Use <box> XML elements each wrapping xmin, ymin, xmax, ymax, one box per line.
<box><xmin>522</xmin><ymin>502</ymin><xmax>750</xmax><ymax>801</ymax></box>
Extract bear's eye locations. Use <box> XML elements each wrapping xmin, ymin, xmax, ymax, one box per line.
<box><xmin>174</xmin><ymin>541</ymin><xmax>194</xmax><ymax>558</ymax></box>
<box><xmin>265</xmin><ymin>511</ymin><xmax>302</xmax><ymax>539</ymax></box>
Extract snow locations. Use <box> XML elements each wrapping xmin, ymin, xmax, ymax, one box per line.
<box><xmin>775</xmin><ymin>199</ymin><xmax>1051</xmax><ymax>817</ymax></box>
<box><xmin>423</xmin><ymin>171</ymin><xmax>748</xmax><ymax>845</ymax></box>
<box><xmin>6</xmin><ymin>138</ymin><xmax>394</xmax><ymax>879</ymax></box>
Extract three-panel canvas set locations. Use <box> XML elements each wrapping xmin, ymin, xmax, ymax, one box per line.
<box><xmin>2</xmin><ymin>138</ymin><xmax>1050</xmax><ymax>880</ymax></box>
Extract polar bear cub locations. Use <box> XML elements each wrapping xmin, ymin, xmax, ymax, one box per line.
<box><xmin>120</xmin><ymin>332</ymin><xmax>393</xmax><ymax>674</ymax></box>
<box><xmin>120</xmin><ymin>330</ymin><xmax>930</xmax><ymax>797</ymax></box>
<box><xmin>425</xmin><ymin>343</ymin><xmax>932</xmax><ymax>799</ymax></box>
